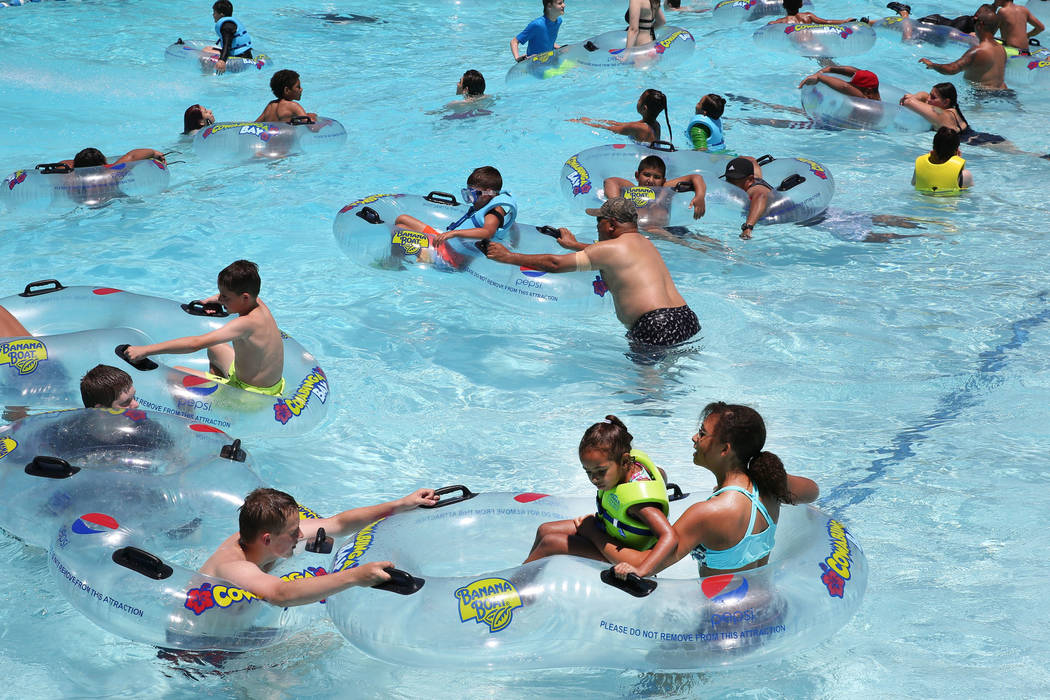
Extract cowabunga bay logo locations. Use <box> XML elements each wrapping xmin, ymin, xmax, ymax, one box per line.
<box><xmin>455</xmin><ymin>577</ymin><xmax>522</xmax><ymax>633</ymax></box>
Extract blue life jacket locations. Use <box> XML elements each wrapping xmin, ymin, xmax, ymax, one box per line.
<box><xmin>445</xmin><ymin>192</ymin><xmax>518</xmax><ymax>235</ymax></box>
<box><xmin>215</xmin><ymin>16</ymin><xmax>253</xmax><ymax>56</ymax></box>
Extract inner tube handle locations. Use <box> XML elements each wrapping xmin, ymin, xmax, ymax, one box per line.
<box><xmin>666</xmin><ymin>482</ymin><xmax>688</xmax><ymax>502</ymax></box>
<box><xmin>372</xmin><ymin>567</ymin><xmax>425</xmax><ymax>595</ymax></box>
<box><xmin>181</xmin><ymin>300</ymin><xmax>229</xmax><ymax>317</ymax></box>
<box><xmin>537</xmin><ymin>225</ymin><xmax>561</xmax><ymax>238</ymax></box>
<box><xmin>114</xmin><ymin>345</ymin><xmax>159</xmax><ymax>371</ymax></box>
<box><xmin>25</xmin><ymin>456</ymin><xmax>81</xmax><ymax>479</ymax></box>
<box><xmin>35</xmin><ymin>162</ymin><xmax>72</xmax><ymax>174</ymax></box>
<box><xmin>356</xmin><ymin>206</ymin><xmax>384</xmax><ymax>224</ymax></box>
<box><xmin>423</xmin><ymin>191</ymin><xmax>459</xmax><ymax>206</ymax></box>
<box><xmin>220</xmin><ymin>439</ymin><xmax>247</xmax><ymax>462</ymax></box>
<box><xmin>647</xmin><ymin>140</ymin><xmax>677</xmax><ymax>152</ymax></box>
<box><xmin>305</xmin><ymin>526</ymin><xmax>334</xmax><ymax>554</ymax></box>
<box><xmin>756</xmin><ymin>154</ymin><xmax>775</xmax><ymax>166</ymax></box>
<box><xmin>112</xmin><ymin>546</ymin><xmax>174</xmax><ymax>580</ymax></box>
<box><xmin>420</xmin><ymin>484</ymin><xmax>477</xmax><ymax>509</ymax></box>
<box><xmin>19</xmin><ymin>279</ymin><xmax>65</xmax><ymax>297</ymax></box>
<box><xmin>290</xmin><ymin>115</ymin><xmax>317</xmax><ymax>126</ymax></box>
<box><xmin>600</xmin><ymin>567</ymin><xmax>658</xmax><ymax>597</ymax></box>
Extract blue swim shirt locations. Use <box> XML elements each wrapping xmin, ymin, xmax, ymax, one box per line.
<box><xmin>516</xmin><ymin>15</ymin><xmax>562</xmax><ymax>56</ymax></box>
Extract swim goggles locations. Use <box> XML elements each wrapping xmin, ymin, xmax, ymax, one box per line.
<box><xmin>461</xmin><ymin>187</ymin><xmax>498</xmax><ymax>204</ymax></box>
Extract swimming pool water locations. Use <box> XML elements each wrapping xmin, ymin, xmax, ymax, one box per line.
<box><xmin>2</xmin><ymin>0</ymin><xmax>1049</xmax><ymax>696</ymax></box>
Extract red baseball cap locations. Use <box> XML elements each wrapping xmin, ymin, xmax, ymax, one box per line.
<box><xmin>849</xmin><ymin>70</ymin><xmax>879</xmax><ymax>90</ymax></box>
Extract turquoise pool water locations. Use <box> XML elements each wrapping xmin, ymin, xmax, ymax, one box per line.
<box><xmin>2</xmin><ymin>0</ymin><xmax>1049</xmax><ymax>696</ymax></box>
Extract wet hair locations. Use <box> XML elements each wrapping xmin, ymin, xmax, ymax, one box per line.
<box><xmin>638</xmin><ymin>155</ymin><xmax>668</xmax><ymax>176</ymax></box>
<box><xmin>782</xmin><ymin>0</ymin><xmax>804</xmax><ymax>13</ymax></box>
<box><xmin>932</xmin><ymin>126</ymin><xmax>961</xmax><ymax>159</ymax></box>
<box><xmin>638</xmin><ymin>89</ymin><xmax>672</xmax><ymax>145</ymax></box>
<box><xmin>182</xmin><ymin>104</ymin><xmax>208</xmax><ymax>134</ymax></box>
<box><xmin>667</xmin><ymin>0</ymin><xmax>682</xmax><ymax>7</ymax></box>
<box><xmin>975</xmin><ymin>4</ymin><xmax>998</xmax><ymax>31</ymax></box>
<box><xmin>699</xmin><ymin>93</ymin><xmax>726</xmax><ymax>119</ymax></box>
<box><xmin>542</xmin><ymin>0</ymin><xmax>560</xmax><ymax>8</ymax></box>
<box><xmin>700</xmin><ymin>402</ymin><xmax>794</xmax><ymax>504</ymax></box>
<box><xmin>460</xmin><ymin>69</ymin><xmax>486</xmax><ymax>97</ymax></box>
<box><xmin>467</xmin><ymin>165</ymin><xmax>502</xmax><ymax>192</ymax></box>
<box><xmin>80</xmin><ymin>364</ymin><xmax>133</xmax><ymax>408</ymax></box>
<box><xmin>239</xmin><ymin>488</ymin><xmax>298</xmax><ymax>546</ymax></box>
<box><xmin>213</xmin><ymin>0</ymin><xmax>233</xmax><ymax>17</ymax></box>
<box><xmin>73</xmin><ymin>148</ymin><xmax>106</xmax><ymax>168</ymax></box>
<box><xmin>931</xmin><ymin>82</ymin><xmax>966</xmax><ymax>125</ymax></box>
<box><xmin>270</xmin><ymin>69</ymin><xmax>300</xmax><ymax>99</ymax></box>
<box><xmin>218</xmin><ymin>259</ymin><xmax>261</xmax><ymax>297</ymax></box>
<box><xmin>579</xmin><ymin>415</ymin><xmax>634</xmax><ymax>462</ymax></box>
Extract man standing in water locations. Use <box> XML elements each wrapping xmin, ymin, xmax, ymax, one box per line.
<box><xmin>484</xmin><ymin>197</ymin><xmax>700</xmax><ymax>347</ymax></box>
<box><xmin>920</xmin><ymin>5</ymin><xmax>1009</xmax><ymax>90</ymax></box>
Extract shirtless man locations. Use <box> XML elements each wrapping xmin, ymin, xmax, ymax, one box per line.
<box><xmin>256</xmin><ymin>69</ymin><xmax>317</xmax><ymax>123</ymax></box>
<box><xmin>200</xmin><ymin>487</ymin><xmax>438</xmax><ymax>606</ymax></box>
<box><xmin>769</xmin><ymin>0</ymin><xmax>856</xmax><ymax>25</ymax></box>
<box><xmin>798</xmin><ymin>64</ymin><xmax>881</xmax><ymax>100</ymax></box>
<box><xmin>721</xmin><ymin>157</ymin><xmax>773</xmax><ymax>240</ymax></box>
<box><xmin>920</xmin><ymin>5</ymin><xmax>1008</xmax><ymax>89</ymax></box>
<box><xmin>993</xmin><ymin>0</ymin><xmax>1044</xmax><ymax>53</ymax></box>
<box><xmin>484</xmin><ymin>197</ymin><xmax>700</xmax><ymax>347</ymax></box>
<box><xmin>124</xmin><ymin>260</ymin><xmax>286</xmax><ymax>396</ymax></box>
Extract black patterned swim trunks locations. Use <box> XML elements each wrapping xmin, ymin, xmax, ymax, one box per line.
<box><xmin>625</xmin><ymin>305</ymin><xmax>700</xmax><ymax>347</ymax></box>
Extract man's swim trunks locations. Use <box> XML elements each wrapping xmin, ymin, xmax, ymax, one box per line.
<box><xmin>206</xmin><ymin>362</ymin><xmax>286</xmax><ymax>396</ymax></box>
<box><xmin>625</xmin><ymin>305</ymin><xmax>701</xmax><ymax>346</ymax></box>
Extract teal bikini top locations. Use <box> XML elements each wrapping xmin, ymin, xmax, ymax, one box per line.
<box><xmin>690</xmin><ymin>484</ymin><xmax>776</xmax><ymax>571</ymax></box>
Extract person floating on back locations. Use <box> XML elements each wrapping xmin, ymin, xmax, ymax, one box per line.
<box><xmin>123</xmin><ymin>260</ymin><xmax>286</xmax><ymax>396</ymax></box>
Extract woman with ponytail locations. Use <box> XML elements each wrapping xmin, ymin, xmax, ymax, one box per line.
<box><xmin>582</xmin><ymin>402</ymin><xmax>818</xmax><ymax>578</ymax></box>
<box><xmin>570</xmin><ymin>88</ymin><xmax>672</xmax><ymax>145</ymax></box>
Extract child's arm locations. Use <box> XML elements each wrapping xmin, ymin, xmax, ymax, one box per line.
<box><xmin>602</xmin><ymin>176</ymin><xmax>634</xmax><ymax>199</ymax></box>
<box><xmin>666</xmin><ymin>174</ymin><xmax>707</xmax><ymax>218</ymax></box>
<box><xmin>435</xmin><ymin>208</ymin><xmax>504</xmax><ymax>244</ymax></box>
<box><xmin>122</xmin><ymin>315</ymin><xmax>252</xmax><ymax>362</ymax></box>
<box><xmin>511</xmin><ymin>36</ymin><xmax>525</xmax><ymax>61</ymax></box>
<box><xmin>613</xmin><ymin>505</ymin><xmax>677</xmax><ymax>578</ymax></box>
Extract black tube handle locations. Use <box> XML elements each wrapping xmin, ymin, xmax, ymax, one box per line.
<box><xmin>424</xmin><ymin>191</ymin><xmax>459</xmax><ymax>206</ymax></box>
<box><xmin>220</xmin><ymin>439</ymin><xmax>247</xmax><ymax>462</ymax></box>
<box><xmin>114</xmin><ymin>344</ymin><xmax>159</xmax><ymax>371</ymax></box>
<box><xmin>25</xmin><ymin>456</ymin><xmax>80</xmax><ymax>479</ymax></box>
<box><xmin>113</xmin><ymin>546</ymin><xmax>174</xmax><ymax>580</ymax></box>
<box><xmin>372</xmin><ymin>567</ymin><xmax>425</xmax><ymax>595</ymax></box>
<box><xmin>356</xmin><ymin>206</ymin><xmax>384</xmax><ymax>224</ymax></box>
<box><xmin>673</xmin><ymin>181</ymin><xmax>695</xmax><ymax>193</ymax></box>
<box><xmin>20</xmin><ymin>279</ymin><xmax>65</xmax><ymax>297</ymax></box>
<box><xmin>537</xmin><ymin>225</ymin><xmax>561</xmax><ymax>238</ymax></box>
<box><xmin>290</xmin><ymin>115</ymin><xmax>316</xmax><ymax>125</ymax></box>
<box><xmin>180</xmin><ymin>300</ymin><xmax>229</xmax><ymax>317</ymax></box>
<box><xmin>600</xmin><ymin>567</ymin><xmax>658</xmax><ymax>597</ymax></box>
<box><xmin>756</xmin><ymin>154</ymin><xmax>775</xmax><ymax>166</ymax></box>
<box><xmin>35</xmin><ymin>162</ymin><xmax>72</xmax><ymax>174</ymax></box>
<box><xmin>647</xmin><ymin>140</ymin><xmax>676</xmax><ymax>152</ymax></box>
<box><xmin>420</xmin><ymin>484</ymin><xmax>477</xmax><ymax>509</ymax></box>
<box><xmin>305</xmin><ymin>527</ymin><xmax>333</xmax><ymax>554</ymax></box>
<box><xmin>584</xmin><ymin>40</ymin><xmax>599</xmax><ymax>51</ymax></box>
<box><xmin>666</xmin><ymin>482</ymin><xmax>687</xmax><ymax>502</ymax></box>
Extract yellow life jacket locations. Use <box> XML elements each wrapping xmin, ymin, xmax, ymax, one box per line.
<box><xmin>595</xmin><ymin>449</ymin><xmax>669</xmax><ymax>549</ymax></box>
<box><xmin>914</xmin><ymin>154</ymin><xmax>966</xmax><ymax>195</ymax></box>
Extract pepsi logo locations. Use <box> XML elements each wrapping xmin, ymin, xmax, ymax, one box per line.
<box><xmin>519</xmin><ymin>267</ymin><xmax>546</xmax><ymax>278</ymax></box>
<box><xmin>182</xmin><ymin>375</ymin><xmax>219</xmax><ymax>396</ymax></box>
<box><xmin>72</xmin><ymin>513</ymin><xmax>119</xmax><ymax>535</ymax></box>
<box><xmin>701</xmin><ymin>574</ymin><xmax>749</xmax><ymax>603</ymax></box>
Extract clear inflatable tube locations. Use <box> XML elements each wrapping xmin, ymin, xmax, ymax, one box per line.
<box><xmin>163</xmin><ymin>39</ymin><xmax>270</xmax><ymax>74</ymax></box>
<box><xmin>333</xmin><ymin>193</ymin><xmax>613</xmax><ymax>311</ymax></box>
<box><xmin>560</xmin><ymin>143</ymin><xmax>835</xmax><ymax>226</ymax></box>
<box><xmin>800</xmin><ymin>82</ymin><xmax>931</xmax><ymax>131</ymax></box>
<box><xmin>713</xmin><ymin>0</ymin><xmax>812</xmax><ymax>22</ymax></box>
<box><xmin>1</xmin><ymin>159</ymin><xmax>170</xmax><ymax>211</ymax></box>
<box><xmin>1005</xmin><ymin>52</ymin><xmax>1050</xmax><ymax>86</ymax></box>
<box><xmin>869</xmin><ymin>16</ymin><xmax>977</xmax><ymax>48</ymax></box>
<box><xmin>325</xmin><ymin>489</ymin><xmax>867</xmax><ymax>671</ymax></box>
<box><xmin>0</xmin><ymin>409</ymin><xmax>262</xmax><ymax>548</ymax></box>
<box><xmin>752</xmin><ymin>22</ymin><xmax>877</xmax><ymax>57</ymax></box>
<box><xmin>506</xmin><ymin>26</ymin><xmax>694</xmax><ymax>83</ymax></box>
<box><xmin>0</xmin><ymin>282</ymin><xmax>331</xmax><ymax>437</ymax></box>
<box><xmin>193</xmin><ymin>117</ymin><xmax>347</xmax><ymax>163</ymax></box>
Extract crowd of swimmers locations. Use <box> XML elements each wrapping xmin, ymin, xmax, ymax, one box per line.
<box><xmin>3</xmin><ymin>0</ymin><xmax>1047</xmax><ymax>616</ymax></box>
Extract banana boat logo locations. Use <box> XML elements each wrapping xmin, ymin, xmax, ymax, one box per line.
<box><xmin>564</xmin><ymin>156</ymin><xmax>592</xmax><ymax>196</ymax></box>
<box><xmin>273</xmin><ymin>366</ymin><xmax>329</xmax><ymax>425</ymax></box>
<box><xmin>795</xmin><ymin>157</ymin><xmax>828</xmax><ymax>180</ymax></box>
<box><xmin>200</xmin><ymin>122</ymin><xmax>279</xmax><ymax>141</ymax></box>
<box><xmin>0</xmin><ymin>437</ymin><xmax>16</xmax><ymax>460</ymax></box>
<box><xmin>654</xmin><ymin>30</ymin><xmax>691</xmax><ymax>54</ymax></box>
<box><xmin>183</xmin><ymin>567</ymin><xmax>329</xmax><ymax>615</ymax></box>
<box><xmin>455</xmin><ymin>577</ymin><xmax>522</xmax><ymax>633</ymax></box>
<box><xmin>0</xmin><ymin>338</ymin><xmax>48</xmax><ymax>375</ymax></box>
<box><xmin>392</xmin><ymin>229</ymin><xmax>430</xmax><ymax>255</ymax></box>
<box><xmin>819</xmin><ymin>519</ymin><xmax>855</xmax><ymax>598</ymax></box>
<box><xmin>7</xmin><ymin>170</ymin><xmax>27</xmax><ymax>190</ymax></box>
<box><xmin>338</xmin><ymin>193</ymin><xmax>400</xmax><ymax>214</ymax></box>
<box><xmin>332</xmin><ymin>519</ymin><xmax>384</xmax><ymax>572</ymax></box>
<box><xmin>624</xmin><ymin>187</ymin><xmax>657</xmax><ymax>207</ymax></box>
<box><xmin>785</xmin><ymin>24</ymin><xmax>853</xmax><ymax>38</ymax></box>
